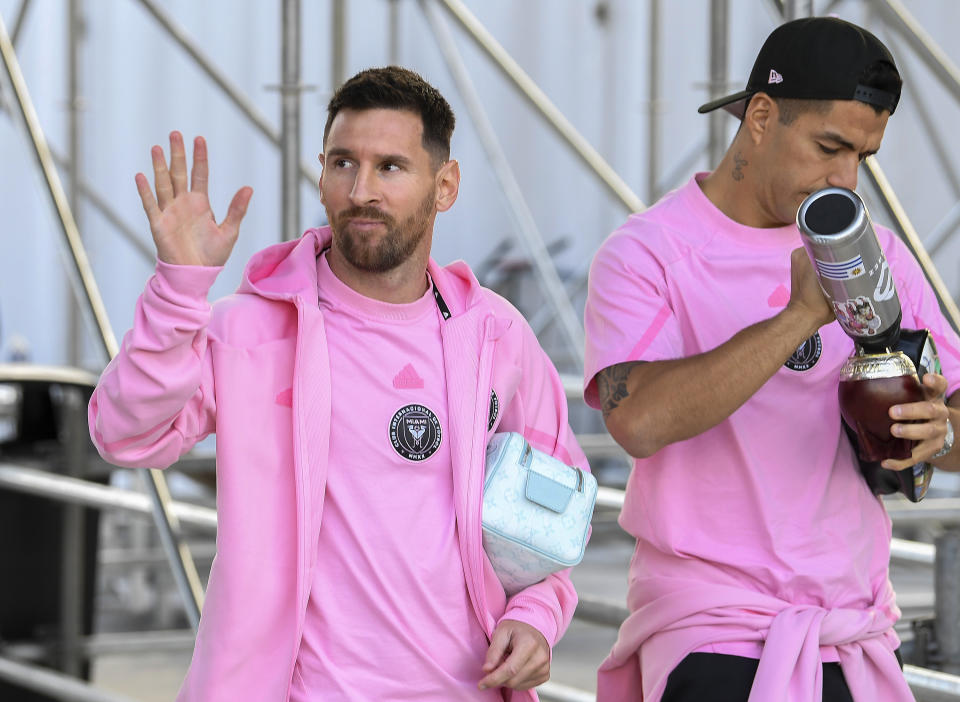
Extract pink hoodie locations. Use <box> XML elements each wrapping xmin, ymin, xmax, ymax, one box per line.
<box><xmin>89</xmin><ymin>227</ymin><xmax>587</xmax><ymax>702</ymax></box>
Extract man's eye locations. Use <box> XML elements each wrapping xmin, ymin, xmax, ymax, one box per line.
<box><xmin>817</xmin><ymin>144</ymin><xmax>839</xmax><ymax>155</ymax></box>
<box><xmin>334</xmin><ymin>159</ymin><xmax>352</xmax><ymax>168</ymax></box>
<box><xmin>382</xmin><ymin>163</ymin><xmax>401</xmax><ymax>172</ymax></box>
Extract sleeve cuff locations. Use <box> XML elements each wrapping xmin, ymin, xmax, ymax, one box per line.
<box><xmin>499</xmin><ymin>596</ymin><xmax>560</xmax><ymax>647</ymax></box>
<box><xmin>151</xmin><ymin>260</ymin><xmax>223</xmax><ymax>306</ymax></box>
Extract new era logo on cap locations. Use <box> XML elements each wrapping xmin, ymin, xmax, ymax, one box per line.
<box><xmin>768</xmin><ymin>69</ymin><xmax>783</xmax><ymax>84</ymax></box>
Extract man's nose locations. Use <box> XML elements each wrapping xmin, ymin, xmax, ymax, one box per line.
<box><xmin>349</xmin><ymin>166</ymin><xmax>380</xmax><ymax>205</ymax></box>
<box><xmin>826</xmin><ymin>156</ymin><xmax>860</xmax><ymax>191</ymax></box>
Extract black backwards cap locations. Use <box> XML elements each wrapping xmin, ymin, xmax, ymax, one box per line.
<box><xmin>698</xmin><ymin>17</ymin><xmax>901</xmax><ymax>119</ymax></box>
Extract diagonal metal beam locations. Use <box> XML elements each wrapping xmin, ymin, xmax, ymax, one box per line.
<box><xmin>433</xmin><ymin>0</ymin><xmax>644</xmax><ymax>214</ymax></box>
<box><xmin>863</xmin><ymin>156</ymin><xmax>960</xmax><ymax>334</ymax></box>
<box><xmin>132</xmin><ymin>0</ymin><xmax>320</xmax><ymax>191</ymax></box>
<box><xmin>49</xmin><ymin>147</ymin><xmax>155</xmax><ymax>262</ymax></box>
<box><xmin>0</xmin><ymin>10</ymin><xmax>204</xmax><ymax>630</ymax></box>
<box><xmin>884</xmin><ymin>33</ymin><xmax>960</xmax><ymax>199</ymax></box>
<box><xmin>10</xmin><ymin>0</ymin><xmax>31</xmax><ymax>47</ymax></box>
<box><xmin>876</xmin><ymin>0</ymin><xmax>960</xmax><ymax>109</ymax></box>
<box><xmin>420</xmin><ymin>0</ymin><xmax>585</xmax><ymax>364</ymax></box>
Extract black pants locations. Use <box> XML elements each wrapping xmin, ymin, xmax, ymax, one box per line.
<box><xmin>661</xmin><ymin>652</ymin><xmax>857</xmax><ymax>702</ymax></box>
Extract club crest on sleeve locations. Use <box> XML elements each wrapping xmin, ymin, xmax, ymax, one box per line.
<box><xmin>488</xmin><ymin>389</ymin><xmax>500</xmax><ymax>431</ymax></box>
<box><xmin>784</xmin><ymin>332</ymin><xmax>822</xmax><ymax>371</ymax></box>
<box><xmin>389</xmin><ymin>404</ymin><xmax>442</xmax><ymax>461</ymax></box>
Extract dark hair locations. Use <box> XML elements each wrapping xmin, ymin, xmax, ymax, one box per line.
<box><xmin>324</xmin><ymin>66</ymin><xmax>455</xmax><ymax>167</ymax></box>
<box><xmin>768</xmin><ymin>59</ymin><xmax>903</xmax><ymax>125</ymax></box>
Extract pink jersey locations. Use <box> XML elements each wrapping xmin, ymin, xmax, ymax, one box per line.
<box><xmin>584</xmin><ymin>175</ymin><xmax>960</xmax><ymax>702</ymax></box>
<box><xmin>291</xmin><ymin>254</ymin><xmax>498</xmax><ymax>700</ymax></box>
<box><xmin>89</xmin><ymin>226</ymin><xmax>587</xmax><ymax>702</ymax></box>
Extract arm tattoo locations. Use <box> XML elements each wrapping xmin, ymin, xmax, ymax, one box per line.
<box><xmin>596</xmin><ymin>362</ymin><xmax>641</xmax><ymax>419</ymax></box>
<box><xmin>732</xmin><ymin>151</ymin><xmax>748</xmax><ymax>182</ymax></box>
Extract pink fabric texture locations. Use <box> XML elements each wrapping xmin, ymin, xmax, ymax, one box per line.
<box><xmin>292</xmin><ymin>252</ymin><xmax>498</xmax><ymax>700</ymax></box>
<box><xmin>583</xmin><ymin>175</ymin><xmax>960</xmax><ymax>701</ymax></box>
<box><xmin>89</xmin><ymin>227</ymin><xmax>587</xmax><ymax>702</ymax></box>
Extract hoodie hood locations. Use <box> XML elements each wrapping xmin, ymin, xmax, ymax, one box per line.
<box><xmin>236</xmin><ymin>226</ymin><xmax>487</xmax><ymax>317</ymax></box>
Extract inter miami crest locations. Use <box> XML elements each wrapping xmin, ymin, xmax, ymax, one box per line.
<box><xmin>784</xmin><ymin>332</ymin><xmax>822</xmax><ymax>371</ymax></box>
<box><xmin>389</xmin><ymin>404</ymin><xmax>442</xmax><ymax>461</ymax></box>
<box><xmin>488</xmin><ymin>390</ymin><xmax>500</xmax><ymax>431</ymax></box>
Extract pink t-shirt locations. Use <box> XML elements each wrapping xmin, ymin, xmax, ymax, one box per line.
<box><xmin>584</xmin><ymin>175</ymin><xmax>960</xmax><ymax>698</ymax></box>
<box><xmin>291</xmin><ymin>253</ymin><xmax>499</xmax><ymax>701</ymax></box>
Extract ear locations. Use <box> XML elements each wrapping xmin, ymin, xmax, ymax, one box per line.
<box><xmin>743</xmin><ymin>92</ymin><xmax>776</xmax><ymax>146</ymax></box>
<box><xmin>435</xmin><ymin>159</ymin><xmax>460</xmax><ymax>213</ymax></box>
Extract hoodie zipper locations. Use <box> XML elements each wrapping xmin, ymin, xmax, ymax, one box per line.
<box><xmin>284</xmin><ymin>296</ymin><xmax>310</xmax><ymax>701</ymax></box>
<box><xmin>469</xmin><ymin>316</ymin><xmax>498</xmax><ymax>635</ymax></box>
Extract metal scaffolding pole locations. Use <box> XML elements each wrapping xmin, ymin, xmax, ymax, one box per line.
<box><xmin>647</xmin><ymin>0</ymin><xmax>661</xmax><ymax>204</ymax></box>
<box><xmin>388</xmin><ymin>0</ymin><xmax>400</xmax><ymax>65</ymax></box>
<box><xmin>930</xmin><ymin>202</ymin><xmax>960</xmax><ymax>260</ymax></box>
<box><xmin>877</xmin><ymin>0</ymin><xmax>960</xmax><ymax>108</ymax></box>
<box><xmin>0</xmin><ymin>10</ymin><xmax>205</xmax><ymax>630</ymax></box>
<box><xmin>59</xmin><ymin>387</ymin><xmax>87</xmax><ymax>678</ymax></box>
<box><xmin>420</xmin><ymin>0</ymin><xmax>585</xmax><ymax>365</ymax></box>
<box><xmin>784</xmin><ymin>0</ymin><xmax>813</xmax><ymax>20</ymax></box>
<box><xmin>132</xmin><ymin>0</ymin><xmax>320</xmax><ymax>188</ymax></box>
<box><xmin>884</xmin><ymin>34</ymin><xmax>960</xmax><ymax>199</ymax></box>
<box><xmin>936</xmin><ymin>529</ymin><xmax>960</xmax><ymax>674</ymax></box>
<box><xmin>10</xmin><ymin>0</ymin><xmax>31</xmax><ymax>47</ymax></box>
<box><xmin>68</xmin><ymin>0</ymin><xmax>83</xmax><ymax>366</ymax></box>
<box><xmin>433</xmin><ymin>0</ymin><xmax>644</xmax><ymax>214</ymax></box>
<box><xmin>863</xmin><ymin>156</ymin><xmax>960</xmax><ymax>333</ymax></box>
<box><xmin>0</xmin><ymin>15</ymin><xmax>114</xmax><ymax>360</ymax></box>
<box><xmin>280</xmin><ymin>0</ymin><xmax>301</xmax><ymax>241</ymax></box>
<box><xmin>49</xmin><ymin>146</ymin><xmax>155</xmax><ymax>262</ymax></box>
<box><xmin>0</xmin><ymin>655</ymin><xmax>139</xmax><ymax>702</ymax></box>
<box><xmin>331</xmin><ymin>0</ymin><xmax>347</xmax><ymax>90</ymax></box>
<box><xmin>707</xmin><ymin>0</ymin><xmax>729</xmax><ymax>169</ymax></box>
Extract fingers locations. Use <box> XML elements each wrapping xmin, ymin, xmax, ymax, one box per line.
<box><xmin>882</xmin><ymin>394</ymin><xmax>950</xmax><ymax>469</ymax></box>
<box><xmin>481</xmin><ymin>626</ymin><xmax>510</xmax><ymax>675</ymax></box>
<box><xmin>882</xmin><ymin>434</ymin><xmax>942</xmax><ymax>471</ymax></box>
<box><xmin>478</xmin><ymin>624</ymin><xmax>550</xmax><ymax>691</ymax></box>
<box><xmin>190</xmin><ymin>136</ymin><xmax>209</xmax><ymax>194</ymax></box>
<box><xmin>220</xmin><ymin>186</ymin><xmax>254</xmax><ymax>236</ymax></box>
<box><xmin>478</xmin><ymin>639</ymin><xmax>548</xmax><ymax>690</ymax></box>
<box><xmin>889</xmin><ymin>392</ymin><xmax>949</xmax><ymax>424</ymax></box>
<box><xmin>151</xmin><ymin>145</ymin><xmax>174</xmax><ymax>210</ymax></box>
<box><xmin>135</xmin><ymin>172</ymin><xmax>161</xmax><ymax>228</ymax></box>
<box><xmin>168</xmin><ymin>131</ymin><xmax>189</xmax><ymax>198</ymax></box>
<box><xmin>922</xmin><ymin>372</ymin><xmax>949</xmax><ymax>400</ymax></box>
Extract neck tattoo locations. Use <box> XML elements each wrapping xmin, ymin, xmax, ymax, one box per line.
<box><xmin>732</xmin><ymin>151</ymin><xmax>748</xmax><ymax>182</ymax></box>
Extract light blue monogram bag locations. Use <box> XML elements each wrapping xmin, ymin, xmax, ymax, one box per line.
<box><xmin>482</xmin><ymin>432</ymin><xmax>598</xmax><ymax>595</ymax></box>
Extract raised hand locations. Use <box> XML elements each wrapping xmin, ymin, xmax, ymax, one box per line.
<box><xmin>135</xmin><ymin>131</ymin><xmax>253</xmax><ymax>267</ymax></box>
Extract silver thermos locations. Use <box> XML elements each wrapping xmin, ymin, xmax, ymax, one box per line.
<box><xmin>796</xmin><ymin>187</ymin><xmax>902</xmax><ymax>353</ymax></box>
<box><xmin>797</xmin><ymin>187</ymin><xmax>934</xmax><ymax>502</ymax></box>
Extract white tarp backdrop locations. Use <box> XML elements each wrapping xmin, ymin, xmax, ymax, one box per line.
<box><xmin>1</xmin><ymin>0</ymin><xmax>958</xmax><ymax>372</ymax></box>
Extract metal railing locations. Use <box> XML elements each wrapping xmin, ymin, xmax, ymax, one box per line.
<box><xmin>0</xmin><ymin>10</ymin><xmax>206</xmax><ymax>629</ymax></box>
<box><xmin>3</xmin><ymin>1</ymin><xmax>960</xmax><ymax>699</ymax></box>
<box><xmin>4</xmin><ymin>458</ymin><xmax>960</xmax><ymax>700</ymax></box>
<box><xmin>0</xmin><ymin>655</ymin><xmax>139</xmax><ymax>702</ymax></box>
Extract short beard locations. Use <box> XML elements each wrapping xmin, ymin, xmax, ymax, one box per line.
<box><xmin>330</xmin><ymin>190</ymin><xmax>436</xmax><ymax>274</ymax></box>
